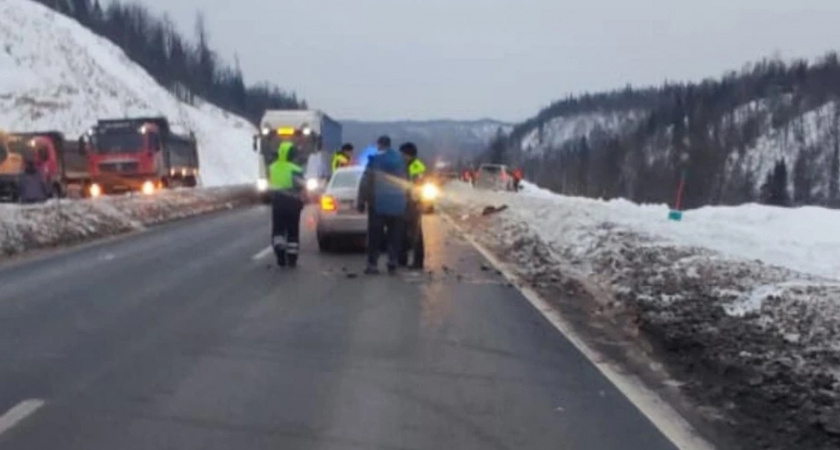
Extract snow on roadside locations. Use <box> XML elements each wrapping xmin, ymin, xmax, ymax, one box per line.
<box><xmin>0</xmin><ymin>187</ymin><xmax>257</xmax><ymax>258</ymax></box>
<box><xmin>440</xmin><ymin>181</ymin><xmax>840</xmax><ymax>449</ymax></box>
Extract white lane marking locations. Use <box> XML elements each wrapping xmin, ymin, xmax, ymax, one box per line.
<box><xmin>0</xmin><ymin>399</ymin><xmax>45</xmax><ymax>436</ymax></box>
<box><xmin>441</xmin><ymin>214</ymin><xmax>714</xmax><ymax>450</ymax></box>
<box><xmin>252</xmin><ymin>246</ymin><xmax>274</xmax><ymax>261</ymax></box>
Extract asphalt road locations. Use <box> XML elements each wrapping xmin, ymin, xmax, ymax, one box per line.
<box><xmin>0</xmin><ymin>205</ymin><xmax>679</xmax><ymax>450</ymax></box>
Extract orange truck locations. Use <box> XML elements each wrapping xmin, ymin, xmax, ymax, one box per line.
<box><xmin>79</xmin><ymin>117</ymin><xmax>199</xmax><ymax>197</ymax></box>
<box><xmin>0</xmin><ymin>130</ymin><xmax>90</xmax><ymax>202</ymax></box>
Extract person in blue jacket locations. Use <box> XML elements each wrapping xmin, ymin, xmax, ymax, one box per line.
<box><xmin>357</xmin><ymin>135</ymin><xmax>408</xmax><ymax>274</ymax></box>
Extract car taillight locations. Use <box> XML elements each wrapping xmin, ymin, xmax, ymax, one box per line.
<box><xmin>320</xmin><ymin>195</ymin><xmax>337</xmax><ymax>211</ymax></box>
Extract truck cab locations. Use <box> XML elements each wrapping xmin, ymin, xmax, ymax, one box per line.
<box><xmin>81</xmin><ymin>117</ymin><xmax>198</xmax><ymax>196</ymax></box>
<box><xmin>0</xmin><ymin>131</ymin><xmax>68</xmax><ymax>202</ymax></box>
<box><xmin>253</xmin><ymin>110</ymin><xmax>341</xmax><ymax>203</ymax></box>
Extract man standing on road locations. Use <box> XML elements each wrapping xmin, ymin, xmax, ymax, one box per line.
<box><xmin>357</xmin><ymin>135</ymin><xmax>408</xmax><ymax>275</ymax></box>
<box><xmin>399</xmin><ymin>142</ymin><xmax>426</xmax><ymax>269</ymax></box>
<box><xmin>331</xmin><ymin>143</ymin><xmax>353</xmax><ymax>174</ymax></box>
<box><xmin>269</xmin><ymin>132</ymin><xmax>306</xmax><ymax>267</ymax></box>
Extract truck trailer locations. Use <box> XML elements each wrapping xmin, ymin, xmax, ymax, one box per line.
<box><xmin>253</xmin><ymin>110</ymin><xmax>342</xmax><ymax>202</ymax></box>
<box><xmin>80</xmin><ymin>117</ymin><xmax>199</xmax><ymax>197</ymax></box>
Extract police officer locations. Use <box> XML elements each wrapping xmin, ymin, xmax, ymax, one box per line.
<box><xmin>331</xmin><ymin>143</ymin><xmax>353</xmax><ymax>174</ymax></box>
<box><xmin>399</xmin><ymin>142</ymin><xmax>426</xmax><ymax>269</ymax></box>
<box><xmin>269</xmin><ymin>132</ymin><xmax>306</xmax><ymax>267</ymax></box>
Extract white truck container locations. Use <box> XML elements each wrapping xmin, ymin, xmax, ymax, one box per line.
<box><xmin>252</xmin><ymin>110</ymin><xmax>342</xmax><ymax>202</ymax></box>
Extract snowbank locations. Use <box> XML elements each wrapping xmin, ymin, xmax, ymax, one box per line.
<box><xmin>0</xmin><ymin>0</ymin><xmax>258</xmax><ymax>186</ymax></box>
<box><xmin>0</xmin><ymin>187</ymin><xmax>258</xmax><ymax>258</ymax></box>
<box><xmin>441</xmin><ymin>181</ymin><xmax>840</xmax><ymax>450</ymax></box>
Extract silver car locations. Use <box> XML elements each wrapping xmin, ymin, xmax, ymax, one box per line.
<box><xmin>474</xmin><ymin>163</ymin><xmax>512</xmax><ymax>190</ymax></box>
<box><xmin>315</xmin><ymin>166</ymin><xmax>367</xmax><ymax>251</ymax></box>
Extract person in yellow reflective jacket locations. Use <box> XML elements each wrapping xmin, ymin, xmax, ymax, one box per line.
<box><xmin>269</xmin><ymin>134</ymin><xmax>305</xmax><ymax>267</ymax></box>
<box><xmin>331</xmin><ymin>143</ymin><xmax>353</xmax><ymax>174</ymax></box>
<box><xmin>399</xmin><ymin>142</ymin><xmax>426</xmax><ymax>269</ymax></box>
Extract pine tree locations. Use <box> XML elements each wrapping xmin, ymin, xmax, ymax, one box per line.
<box><xmin>760</xmin><ymin>160</ymin><xmax>790</xmax><ymax>206</ymax></box>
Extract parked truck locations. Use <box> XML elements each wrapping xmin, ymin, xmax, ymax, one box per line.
<box><xmin>0</xmin><ymin>130</ymin><xmax>90</xmax><ymax>202</ymax></box>
<box><xmin>80</xmin><ymin>117</ymin><xmax>199</xmax><ymax>197</ymax></box>
<box><xmin>252</xmin><ymin>110</ymin><xmax>341</xmax><ymax>203</ymax></box>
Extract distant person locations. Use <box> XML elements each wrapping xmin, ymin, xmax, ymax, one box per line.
<box><xmin>357</xmin><ymin>135</ymin><xmax>408</xmax><ymax>274</ymax></box>
<box><xmin>331</xmin><ymin>143</ymin><xmax>353</xmax><ymax>174</ymax></box>
<box><xmin>399</xmin><ymin>142</ymin><xmax>426</xmax><ymax>269</ymax></box>
<box><xmin>268</xmin><ymin>132</ymin><xmax>306</xmax><ymax>267</ymax></box>
<box><xmin>18</xmin><ymin>160</ymin><xmax>49</xmax><ymax>204</ymax></box>
<box><xmin>512</xmin><ymin>167</ymin><xmax>523</xmax><ymax>192</ymax></box>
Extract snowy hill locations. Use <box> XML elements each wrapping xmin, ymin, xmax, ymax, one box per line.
<box><xmin>506</xmin><ymin>58</ymin><xmax>840</xmax><ymax>209</ymax></box>
<box><xmin>519</xmin><ymin>110</ymin><xmax>645</xmax><ymax>157</ymax></box>
<box><xmin>342</xmin><ymin>119</ymin><xmax>512</xmax><ymax>161</ymax></box>
<box><xmin>0</xmin><ymin>0</ymin><xmax>257</xmax><ymax>186</ymax></box>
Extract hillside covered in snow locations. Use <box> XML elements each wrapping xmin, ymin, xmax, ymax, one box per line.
<box><xmin>0</xmin><ymin>0</ymin><xmax>258</xmax><ymax>186</ymax></box>
<box><xmin>501</xmin><ymin>57</ymin><xmax>840</xmax><ymax>209</ymax></box>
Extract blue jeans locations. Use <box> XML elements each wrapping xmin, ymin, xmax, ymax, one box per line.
<box><xmin>367</xmin><ymin>213</ymin><xmax>404</xmax><ymax>268</ymax></box>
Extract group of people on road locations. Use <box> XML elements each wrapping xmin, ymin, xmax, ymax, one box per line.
<box><xmin>265</xmin><ymin>132</ymin><xmax>427</xmax><ymax>273</ymax></box>
<box><xmin>357</xmin><ymin>136</ymin><xmax>427</xmax><ymax>274</ymax></box>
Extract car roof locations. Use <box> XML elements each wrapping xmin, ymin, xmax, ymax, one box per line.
<box><xmin>333</xmin><ymin>166</ymin><xmax>365</xmax><ymax>174</ymax></box>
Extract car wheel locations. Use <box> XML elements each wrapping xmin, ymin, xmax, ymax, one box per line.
<box><xmin>317</xmin><ymin>232</ymin><xmax>331</xmax><ymax>252</ymax></box>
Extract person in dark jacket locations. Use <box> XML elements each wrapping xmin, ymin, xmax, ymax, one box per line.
<box><xmin>18</xmin><ymin>160</ymin><xmax>49</xmax><ymax>204</ymax></box>
<box><xmin>357</xmin><ymin>135</ymin><xmax>408</xmax><ymax>274</ymax></box>
<box><xmin>399</xmin><ymin>142</ymin><xmax>426</xmax><ymax>269</ymax></box>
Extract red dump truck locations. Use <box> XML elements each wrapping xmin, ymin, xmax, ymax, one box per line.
<box><xmin>0</xmin><ymin>130</ymin><xmax>90</xmax><ymax>202</ymax></box>
<box><xmin>79</xmin><ymin>117</ymin><xmax>199</xmax><ymax>197</ymax></box>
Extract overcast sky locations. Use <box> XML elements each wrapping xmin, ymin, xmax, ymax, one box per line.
<box><xmin>132</xmin><ymin>0</ymin><xmax>840</xmax><ymax>122</ymax></box>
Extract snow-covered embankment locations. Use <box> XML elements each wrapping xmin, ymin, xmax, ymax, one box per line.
<box><xmin>0</xmin><ymin>187</ymin><xmax>258</xmax><ymax>259</ymax></box>
<box><xmin>441</xmin><ymin>181</ymin><xmax>840</xmax><ymax>450</ymax></box>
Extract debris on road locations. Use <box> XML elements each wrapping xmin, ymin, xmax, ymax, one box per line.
<box><xmin>481</xmin><ymin>205</ymin><xmax>508</xmax><ymax>216</ymax></box>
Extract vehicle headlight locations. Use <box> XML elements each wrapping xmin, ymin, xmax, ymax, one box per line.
<box><xmin>141</xmin><ymin>180</ymin><xmax>155</xmax><ymax>195</ymax></box>
<box><xmin>421</xmin><ymin>183</ymin><xmax>440</xmax><ymax>201</ymax></box>
<box><xmin>306</xmin><ymin>178</ymin><xmax>319</xmax><ymax>191</ymax></box>
<box><xmin>256</xmin><ymin>178</ymin><xmax>268</xmax><ymax>192</ymax></box>
<box><xmin>89</xmin><ymin>183</ymin><xmax>102</xmax><ymax>198</ymax></box>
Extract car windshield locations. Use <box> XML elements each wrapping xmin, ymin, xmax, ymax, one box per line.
<box><xmin>93</xmin><ymin>132</ymin><xmax>145</xmax><ymax>153</ymax></box>
<box><xmin>481</xmin><ymin>165</ymin><xmax>502</xmax><ymax>174</ymax></box>
<box><xmin>329</xmin><ymin>170</ymin><xmax>362</xmax><ymax>189</ymax></box>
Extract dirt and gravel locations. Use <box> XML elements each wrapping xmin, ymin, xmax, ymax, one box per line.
<box><xmin>441</xmin><ymin>183</ymin><xmax>840</xmax><ymax>450</ymax></box>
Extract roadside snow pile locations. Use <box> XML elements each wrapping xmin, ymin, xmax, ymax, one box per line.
<box><xmin>441</xmin><ymin>181</ymin><xmax>840</xmax><ymax>450</ymax></box>
<box><xmin>0</xmin><ymin>0</ymin><xmax>258</xmax><ymax>186</ymax></box>
<box><xmin>0</xmin><ymin>187</ymin><xmax>257</xmax><ymax>258</ymax></box>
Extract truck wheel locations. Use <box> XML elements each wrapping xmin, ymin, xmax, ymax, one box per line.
<box><xmin>51</xmin><ymin>184</ymin><xmax>63</xmax><ymax>199</ymax></box>
<box><xmin>184</xmin><ymin>175</ymin><xmax>197</xmax><ymax>187</ymax></box>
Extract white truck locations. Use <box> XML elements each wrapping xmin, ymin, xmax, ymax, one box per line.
<box><xmin>252</xmin><ymin>110</ymin><xmax>342</xmax><ymax>203</ymax></box>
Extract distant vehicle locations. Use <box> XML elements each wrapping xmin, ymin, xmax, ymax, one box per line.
<box><xmin>79</xmin><ymin>117</ymin><xmax>199</xmax><ymax>197</ymax></box>
<box><xmin>315</xmin><ymin>166</ymin><xmax>366</xmax><ymax>252</ymax></box>
<box><xmin>474</xmin><ymin>163</ymin><xmax>511</xmax><ymax>191</ymax></box>
<box><xmin>0</xmin><ymin>130</ymin><xmax>89</xmax><ymax>202</ymax></box>
<box><xmin>253</xmin><ymin>109</ymin><xmax>341</xmax><ymax>203</ymax></box>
